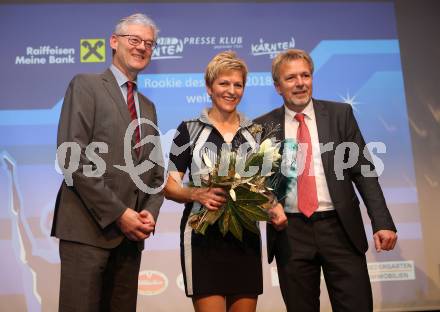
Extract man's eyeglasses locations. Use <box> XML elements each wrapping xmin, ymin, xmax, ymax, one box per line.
<box><xmin>116</xmin><ymin>34</ymin><xmax>157</xmax><ymax>50</ymax></box>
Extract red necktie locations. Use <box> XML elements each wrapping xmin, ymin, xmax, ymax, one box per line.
<box><xmin>295</xmin><ymin>113</ymin><xmax>318</xmax><ymax>217</ymax></box>
<box><xmin>126</xmin><ymin>81</ymin><xmax>140</xmax><ymax>155</ymax></box>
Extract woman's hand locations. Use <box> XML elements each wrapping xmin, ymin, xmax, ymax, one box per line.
<box><xmin>191</xmin><ymin>187</ymin><xmax>227</xmax><ymax>211</ymax></box>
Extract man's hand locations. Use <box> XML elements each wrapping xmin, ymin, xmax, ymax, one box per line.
<box><xmin>373</xmin><ymin>230</ymin><xmax>397</xmax><ymax>252</ymax></box>
<box><xmin>116</xmin><ymin>208</ymin><xmax>155</xmax><ymax>241</ymax></box>
<box><xmin>138</xmin><ymin>210</ymin><xmax>156</xmax><ymax>233</ymax></box>
<box><xmin>268</xmin><ymin>203</ymin><xmax>288</xmax><ymax>231</ymax></box>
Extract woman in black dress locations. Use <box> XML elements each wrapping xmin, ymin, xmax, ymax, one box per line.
<box><xmin>164</xmin><ymin>51</ymin><xmax>263</xmax><ymax>312</ymax></box>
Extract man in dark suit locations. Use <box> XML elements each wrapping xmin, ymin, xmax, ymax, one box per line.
<box><xmin>255</xmin><ymin>49</ymin><xmax>397</xmax><ymax>311</ymax></box>
<box><xmin>52</xmin><ymin>13</ymin><xmax>164</xmax><ymax>312</ymax></box>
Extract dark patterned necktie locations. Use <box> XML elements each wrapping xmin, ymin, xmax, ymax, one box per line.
<box><xmin>126</xmin><ymin>81</ymin><xmax>140</xmax><ymax>155</ymax></box>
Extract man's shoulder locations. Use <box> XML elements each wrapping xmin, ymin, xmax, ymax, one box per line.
<box><xmin>314</xmin><ymin>98</ymin><xmax>352</xmax><ymax>113</ymax></box>
<box><xmin>66</xmin><ymin>70</ymin><xmax>115</xmax><ymax>97</ymax></box>
<box><xmin>71</xmin><ymin>71</ymin><xmax>104</xmax><ymax>83</ymax></box>
<box><xmin>254</xmin><ymin>106</ymin><xmax>283</xmax><ymax>124</ymax></box>
<box><xmin>67</xmin><ymin>71</ymin><xmax>106</xmax><ymax>91</ymax></box>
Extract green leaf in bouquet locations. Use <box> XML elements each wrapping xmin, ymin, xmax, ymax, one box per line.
<box><xmin>188</xmin><ymin>210</ymin><xmax>209</xmax><ymax>235</ymax></box>
<box><xmin>219</xmin><ymin>205</ymin><xmax>231</xmax><ymax>237</ymax></box>
<box><xmin>212</xmin><ymin>173</ymin><xmax>232</xmax><ymax>185</ymax></box>
<box><xmin>237</xmin><ymin>203</ymin><xmax>270</xmax><ymax>222</ymax></box>
<box><xmin>196</xmin><ymin>220</ymin><xmax>210</xmax><ymax>235</ymax></box>
<box><xmin>229</xmin><ymin>209</ymin><xmax>243</xmax><ymax>241</ymax></box>
<box><xmin>245</xmin><ymin>152</ymin><xmax>265</xmax><ymax>173</ymax></box>
<box><xmin>234</xmin><ymin>186</ymin><xmax>268</xmax><ymax>205</ymax></box>
<box><xmin>204</xmin><ymin>207</ymin><xmax>225</xmax><ymax>225</ymax></box>
<box><xmin>233</xmin><ymin>205</ymin><xmax>260</xmax><ymax>235</ymax></box>
<box><xmin>189</xmin><ymin>207</ymin><xmax>225</xmax><ymax>235</ymax></box>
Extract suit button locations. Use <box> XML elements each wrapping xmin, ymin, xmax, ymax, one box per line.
<box><xmin>134</xmin><ymin>189</ymin><xmax>139</xmax><ymax>195</ymax></box>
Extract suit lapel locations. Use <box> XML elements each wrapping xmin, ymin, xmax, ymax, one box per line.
<box><xmin>137</xmin><ymin>95</ymin><xmax>152</xmax><ymax>160</ymax></box>
<box><xmin>270</xmin><ymin>106</ymin><xmax>285</xmax><ymax>142</ymax></box>
<box><xmin>101</xmin><ymin>69</ymin><xmax>142</xmax><ymax>161</ymax></box>
<box><xmin>279</xmin><ymin>105</ymin><xmax>286</xmax><ymax>143</ymax></box>
<box><xmin>101</xmin><ymin>69</ymin><xmax>131</xmax><ymax>126</ymax></box>
<box><xmin>266</xmin><ymin>106</ymin><xmax>287</xmax><ymax>205</ymax></box>
<box><xmin>313</xmin><ymin>99</ymin><xmax>331</xmax><ymax>178</ymax></box>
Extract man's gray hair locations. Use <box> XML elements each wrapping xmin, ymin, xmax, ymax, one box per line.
<box><xmin>114</xmin><ymin>13</ymin><xmax>159</xmax><ymax>40</ymax></box>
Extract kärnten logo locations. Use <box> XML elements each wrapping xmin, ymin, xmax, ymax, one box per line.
<box><xmin>251</xmin><ymin>37</ymin><xmax>296</xmax><ymax>58</ymax></box>
<box><xmin>152</xmin><ymin>37</ymin><xmax>184</xmax><ymax>60</ymax></box>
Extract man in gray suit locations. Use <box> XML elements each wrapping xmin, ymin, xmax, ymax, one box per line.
<box><xmin>255</xmin><ymin>49</ymin><xmax>397</xmax><ymax>311</ymax></box>
<box><xmin>52</xmin><ymin>13</ymin><xmax>164</xmax><ymax>311</ymax></box>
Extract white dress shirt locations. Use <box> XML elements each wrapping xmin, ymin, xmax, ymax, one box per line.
<box><xmin>284</xmin><ymin>100</ymin><xmax>334</xmax><ymax>213</ymax></box>
<box><xmin>110</xmin><ymin>64</ymin><xmax>142</xmax><ymax>136</ymax></box>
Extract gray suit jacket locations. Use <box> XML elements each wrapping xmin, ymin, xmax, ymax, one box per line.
<box><xmin>52</xmin><ymin>69</ymin><xmax>164</xmax><ymax>249</ymax></box>
<box><xmin>255</xmin><ymin>100</ymin><xmax>396</xmax><ymax>263</ymax></box>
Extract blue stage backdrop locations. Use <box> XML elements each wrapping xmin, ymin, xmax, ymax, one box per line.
<box><xmin>0</xmin><ymin>2</ymin><xmax>428</xmax><ymax>311</ymax></box>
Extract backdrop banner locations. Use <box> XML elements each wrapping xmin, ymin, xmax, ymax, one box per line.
<box><xmin>0</xmin><ymin>2</ymin><xmax>430</xmax><ymax>311</ymax></box>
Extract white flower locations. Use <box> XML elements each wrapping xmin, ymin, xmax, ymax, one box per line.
<box><xmin>259</xmin><ymin>138</ymin><xmax>273</xmax><ymax>154</ymax></box>
<box><xmin>202</xmin><ymin>152</ymin><xmax>213</xmax><ymax>168</ymax></box>
<box><xmin>229</xmin><ymin>188</ymin><xmax>237</xmax><ymax>201</ymax></box>
<box><xmin>259</xmin><ymin>139</ymin><xmax>281</xmax><ymax>159</ymax></box>
<box><xmin>272</xmin><ymin>147</ymin><xmax>282</xmax><ymax>162</ymax></box>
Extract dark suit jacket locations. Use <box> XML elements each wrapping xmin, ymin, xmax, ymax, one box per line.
<box><xmin>52</xmin><ymin>69</ymin><xmax>164</xmax><ymax>250</ymax></box>
<box><xmin>254</xmin><ymin>99</ymin><xmax>396</xmax><ymax>263</ymax></box>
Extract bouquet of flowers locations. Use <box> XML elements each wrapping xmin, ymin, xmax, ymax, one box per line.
<box><xmin>188</xmin><ymin>126</ymin><xmax>282</xmax><ymax>241</ymax></box>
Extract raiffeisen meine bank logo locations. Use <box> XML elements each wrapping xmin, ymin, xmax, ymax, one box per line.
<box><xmin>15</xmin><ymin>45</ymin><xmax>76</xmax><ymax>65</ymax></box>
<box><xmin>251</xmin><ymin>37</ymin><xmax>296</xmax><ymax>58</ymax></box>
<box><xmin>13</xmin><ymin>39</ymin><xmax>107</xmax><ymax>65</ymax></box>
<box><xmin>80</xmin><ymin>39</ymin><xmax>106</xmax><ymax>63</ymax></box>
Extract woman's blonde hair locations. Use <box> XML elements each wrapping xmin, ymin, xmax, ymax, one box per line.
<box><xmin>205</xmin><ymin>51</ymin><xmax>248</xmax><ymax>87</ymax></box>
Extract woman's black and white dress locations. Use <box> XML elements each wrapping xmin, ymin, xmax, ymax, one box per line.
<box><xmin>169</xmin><ymin>109</ymin><xmax>263</xmax><ymax>297</ymax></box>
